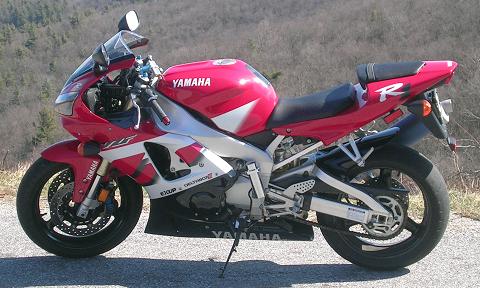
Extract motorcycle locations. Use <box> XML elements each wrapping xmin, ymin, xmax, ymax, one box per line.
<box><xmin>17</xmin><ymin>11</ymin><xmax>456</xmax><ymax>275</ymax></box>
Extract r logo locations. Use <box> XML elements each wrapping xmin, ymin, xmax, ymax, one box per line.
<box><xmin>375</xmin><ymin>83</ymin><xmax>404</xmax><ymax>102</ymax></box>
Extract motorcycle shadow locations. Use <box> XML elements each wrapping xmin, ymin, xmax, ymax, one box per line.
<box><xmin>0</xmin><ymin>256</ymin><xmax>409</xmax><ymax>287</ymax></box>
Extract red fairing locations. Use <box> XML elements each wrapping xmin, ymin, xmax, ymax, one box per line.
<box><xmin>157</xmin><ymin>59</ymin><xmax>278</xmax><ymax>136</ymax></box>
<box><xmin>175</xmin><ymin>142</ymin><xmax>204</xmax><ymax>166</ymax></box>
<box><xmin>41</xmin><ymin>140</ymin><xmax>101</xmax><ymax>203</ymax></box>
<box><xmin>50</xmin><ymin>58</ymin><xmax>166</xmax><ymax>202</ymax></box>
<box><xmin>111</xmin><ymin>153</ymin><xmax>159</xmax><ymax>186</ymax></box>
<box><xmin>62</xmin><ymin>58</ymin><xmax>165</xmax><ymax>146</ymax></box>
<box><xmin>62</xmin><ymin>59</ymin><xmax>153</xmax><ymax>142</ymax></box>
<box><xmin>273</xmin><ymin>61</ymin><xmax>458</xmax><ymax>145</ymax></box>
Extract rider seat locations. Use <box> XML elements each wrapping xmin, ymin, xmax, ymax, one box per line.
<box><xmin>266</xmin><ymin>83</ymin><xmax>355</xmax><ymax>129</ymax></box>
<box><xmin>356</xmin><ymin>61</ymin><xmax>425</xmax><ymax>88</ymax></box>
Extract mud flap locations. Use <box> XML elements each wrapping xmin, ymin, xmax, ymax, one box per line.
<box><xmin>145</xmin><ymin>199</ymin><xmax>314</xmax><ymax>241</ymax></box>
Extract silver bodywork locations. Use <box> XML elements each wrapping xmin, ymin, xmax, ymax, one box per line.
<box><xmin>94</xmin><ymin>91</ymin><xmax>392</xmax><ymax>225</ymax></box>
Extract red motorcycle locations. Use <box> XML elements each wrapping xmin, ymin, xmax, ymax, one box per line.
<box><xmin>17</xmin><ymin>11</ymin><xmax>456</xmax><ymax>274</ymax></box>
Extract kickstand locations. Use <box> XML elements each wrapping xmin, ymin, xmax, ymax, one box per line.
<box><xmin>218</xmin><ymin>218</ymin><xmax>247</xmax><ymax>278</ymax></box>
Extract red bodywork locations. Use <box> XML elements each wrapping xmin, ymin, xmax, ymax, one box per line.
<box><xmin>44</xmin><ymin>57</ymin><xmax>457</xmax><ymax>203</ymax></box>
<box><xmin>272</xmin><ymin>61</ymin><xmax>458</xmax><ymax>145</ymax></box>
<box><xmin>175</xmin><ymin>142</ymin><xmax>204</xmax><ymax>167</ymax></box>
<box><xmin>42</xmin><ymin>58</ymin><xmax>163</xmax><ymax>202</ymax></box>
<box><xmin>157</xmin><ymin>60</ymin><xmax>278</xmax><ymax>136</ymax></box>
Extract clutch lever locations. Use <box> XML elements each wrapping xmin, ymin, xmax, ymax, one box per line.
<box><xmin>129</xmin><ymin>91</ymin><xmax>142</xmax><ymax>130</ymax></box>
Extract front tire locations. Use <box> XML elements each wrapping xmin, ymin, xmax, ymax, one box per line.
<box><xmin>318</xmin><ymin>145</ymin><xmax>449</xmax><ymax>270</ymax></box>
<box><xmin>17</xmin><ymin>158</ymin><xmax>143</xmax><ymax>258</ymax></box>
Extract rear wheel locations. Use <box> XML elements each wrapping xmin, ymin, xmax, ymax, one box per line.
<box><xmin>317</xmin><ymin>145</ymin><xmax>449</xmax><ymax>270</ymax></box>
<box><xmin>17</xmin><ymin>158</ymin><xmax>143</xmax><ymax>258</ymax></box>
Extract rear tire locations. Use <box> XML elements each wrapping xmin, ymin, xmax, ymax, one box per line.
<box><xmin>17</xmin><ymin>158</ymin><xmax>143</xmax><ymax>258</ymax></box>
<box><xmin>318</xmin><ymin>145</ymin><xmax>449</xmax><ymax>270</ymax></box>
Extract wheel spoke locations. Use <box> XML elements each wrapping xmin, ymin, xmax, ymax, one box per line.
<box><xmin>45</xmin><ymin>219</ymin><xmax>56</xmax><ymax>230</ymax></box>
<box><xmin>405</xmin><ymin>217</ymin><xmax>421</xmax><ymax>234</ymax></box>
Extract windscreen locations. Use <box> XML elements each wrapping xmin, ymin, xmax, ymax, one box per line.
<box><xmin>64</xmin><ymin>31</ymin><xmax>148</xmax><ymax>86</ymax></box>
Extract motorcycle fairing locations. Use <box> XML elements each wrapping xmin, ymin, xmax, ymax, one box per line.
<box><xmin>271</xmin><ymin>61</ymin><xmax>458</xmax><ymax>145</ymax></box>
<box><xmin>49</xmin><ymin>57</ymin><xmax>149</xmax><ymax>203</ymax></box>
<box><xmin>49</xmin><ymin>60</ymin><xmax>275</xmax><ymax>204</ymax></box>
<box><xmin>100</xmin><ymin>132</ymin><xmax>235</xmax><ymax>199</ymax></box>
<box><xmin>175</xmin><ymin>142</ymin><xmax>204</xmax><ymax>167</ymax></box>
<box><xmin>145</xmin><ymin>197</ymin><xmax>314</xmax><ymax>241</ymax></box>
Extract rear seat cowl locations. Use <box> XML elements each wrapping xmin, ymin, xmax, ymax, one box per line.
<box><xmin>357</xmin><ymin>61</ymin><xmax>425</xmax><ymax>88</ymax></box>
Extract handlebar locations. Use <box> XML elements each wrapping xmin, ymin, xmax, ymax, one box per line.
<box><xmin>144</xmin><ymin>89</ymin><xmax>170</xmax><ymax>125</ymax></box>
<box><xmin>129</xmin><ymin>55</ymin><xmax>170</xmax><ymax>127</ymax></box>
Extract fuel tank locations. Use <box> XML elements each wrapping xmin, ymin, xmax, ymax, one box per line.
<box><xmin>157</xmin><ymin>59</ymin><xmax>278</xmax><ymax>137</ymax></box>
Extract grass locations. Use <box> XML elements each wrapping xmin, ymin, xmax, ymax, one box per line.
<box><xmin>0</xmin><ymin>165</ymin><xmax>28</xmax><ymax>199</ymax></box>
<box><xmin>1</xmin><ymin>166</ymin><xmax>479</xmax><ymax>220</ymax></box>
<box><xmin>449</xmin><ymin>190</ymin><xmax>480</xmax><ymax>220</ymax></box>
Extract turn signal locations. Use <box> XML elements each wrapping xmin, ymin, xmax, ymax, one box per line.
<box><xmin>77</xmin><ymin>141</ymin><xmax>100</xmax><ymax>156</ymax></box>
<box><xmin>422</xmin><ymin>100</ymin><xmax>432</xmax><ymax>116</ymax></box>
<box><xmin>77</xmin><ymin>143</ymin><xmax>86</xmax><ymax>156</ymax></box>
<box><xmin>97</xmin><ymin>188</ymin><xmax>110</xmax><ymax>203</ymax></box>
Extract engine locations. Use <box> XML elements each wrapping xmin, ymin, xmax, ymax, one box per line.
<box><xmin>158</xmin><ymin>161</ymin><xmax>241</xmax><ymax>221</ymax></box>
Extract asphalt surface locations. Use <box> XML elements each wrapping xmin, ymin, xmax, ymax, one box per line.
<box><xmin>1</xmin><ymin>200</ymin><xmax>479</xmax><ymax>288</ymax></box>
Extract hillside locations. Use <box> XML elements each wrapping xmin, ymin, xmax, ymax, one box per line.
<box><xmin>0</xmin><ymin>0</ymin><xmax>478</xmax><ymax>191</ymax></box>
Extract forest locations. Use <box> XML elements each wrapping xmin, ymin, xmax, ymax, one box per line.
<box><xmin>0</xmin><ymin>0</ymin><xmax>478</xmax><ymax>193</ymax></box>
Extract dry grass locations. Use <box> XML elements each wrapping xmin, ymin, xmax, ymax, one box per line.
<box><xmin>449</xmin><ymin>190</ymin><xmax>480</xmax><ymax>220</ymax></box>
<box><xmin>0</xmin><ymin>164</ymin><xmax>28</xmax><ymax>199</ymax></box>
<box><xmin>1</xmin><ymin>166</ymin><xmax>479</xmax><ymax>220</ymax></box>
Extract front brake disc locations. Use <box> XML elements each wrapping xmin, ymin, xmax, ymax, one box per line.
<box><xmin>49</xmin><ymin>183</ymin><xmax>111</xmax><ymax>237</ymax></box>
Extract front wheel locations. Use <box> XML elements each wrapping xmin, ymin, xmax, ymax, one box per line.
<box><xmin>17</xmin><ymin>158</ymin><xmax>143</xmax><ymax>258</ymax></box>
<box><xmin>317</xmin><ymin>145</ymin><xmax>449</xmax><ymax>270</ymax></box>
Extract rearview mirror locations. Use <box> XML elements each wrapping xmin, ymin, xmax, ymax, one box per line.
<box><xmin>92</xmin><ymin>44</ymin><xmax>109</xmax><ymax>66</ymax></box>
<box><xmin>92</xmin><ymin>44</ymin><xmax>109</xmax><ymax>75</ymax></box>
<box><xmin>118</xmin><ymin>10</ymin><xmax>140</xmax><ymax>32</ymax></box>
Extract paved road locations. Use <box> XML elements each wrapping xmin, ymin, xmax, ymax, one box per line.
<box><xmin>1</xmin><ymin>201</ymin><xmax>479</xmax><ymax>288</ymax></box>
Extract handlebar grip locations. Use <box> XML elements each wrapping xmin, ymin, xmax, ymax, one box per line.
<box><xmin>150</xmin><ymin>98</ymin><xmax>170</xmax><ymax>125</ymax></box>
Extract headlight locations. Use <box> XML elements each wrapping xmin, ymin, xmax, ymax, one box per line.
<box><xmin>54</xmin><ymin>92</ymin><xmax>77</xmax><ymax>115</ymax></box>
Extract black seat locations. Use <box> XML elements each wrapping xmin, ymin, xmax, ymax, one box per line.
<box><xmin>356</xmin><ymin>61</ymin><xmax>424</xmax><ymax>88</ymax></box>
<box><xmin>266</xmin><ymin>83</ymin><xmax>355</xmax><ymax>129</ymax></box>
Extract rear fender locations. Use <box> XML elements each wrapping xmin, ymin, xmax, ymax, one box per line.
<box><xmin>316</xmin><ymin>114</ymin><xmax>433</xmax><ymax>174</ymax></box>
<box><xmin>316</xmin><ymin>128</ymin><xmax>399</xmax><ymax>174</ymax></box>
<box><xmin>41</xmin><ymin>140</ymin><xmax>101</xmax><ymax>203</ymax></box>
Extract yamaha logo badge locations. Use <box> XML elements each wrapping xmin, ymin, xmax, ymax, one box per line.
<box><xmin>172</xmin><ymin>78</ymin><xmax>211</xmax><ymax>88</ymax></box>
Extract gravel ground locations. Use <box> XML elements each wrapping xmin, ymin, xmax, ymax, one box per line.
<box><xmin>1</xmin><ymin>200</ymin><xmax>479</xmax><ymax>288</ymax></box>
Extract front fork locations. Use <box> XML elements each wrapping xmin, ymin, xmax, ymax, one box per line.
<box><xmin>76</xmin><ymin>159</ymin><xmax>110</xmax><ymax>218</ymax></box>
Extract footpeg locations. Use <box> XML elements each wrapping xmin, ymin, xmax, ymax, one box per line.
<box><xmin>282</xmin><ymin>180</ymin><xmax>316</xmax><ymax>198</ymax></box>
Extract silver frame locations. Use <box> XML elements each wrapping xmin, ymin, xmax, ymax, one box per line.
<box><xmin>98</xmin><ymin>92</ymin><xmax>391</xmax><ymax>224</ymax></box>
